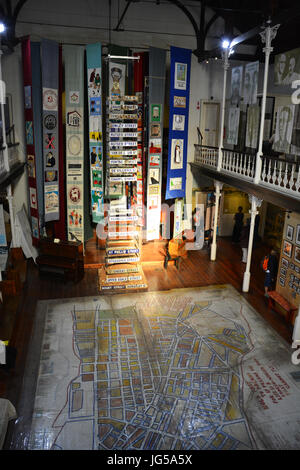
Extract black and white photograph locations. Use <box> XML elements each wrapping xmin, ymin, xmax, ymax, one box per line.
<box><xmin>245</xmin><ymin>105</ymin><xmax>260</xmax><ymax>149</ymax></box>
<box><xmin>227</xmin><ymin>107</ymin><xmax>240</xmax><ymax>145</ymax></box>
<box><xmin>172</xmin><ymin>114</ymin><xmax>185</xmax><ymax>131</ymax></box>
<box><xmin>243</xmin><ymin>61</ymin><xmax>259</xmax><ymax>105</ymax></box>
<box><xmin>273</xmin><ymin>105</ymin><xmax>295</xmax><ymax>154</ymax></box>
<box><xmin>282</xmin><ymin>258</ymin><xmax>289</xmax><ymax>268</ymax></box>
<box><xmin>286</xmin><ymin>224</ymin><xmax>294</xmax><ymax>241</ymax></box>
<box><xmin>279</xmin><ymin>276</ymin><xmax>285</xmax><ymax>287</ymax></box>
<box><xmin>296</xmin><ymin>224</ymin><xmax>300</xmax><ymax>246</ymax></box>
<box><xmin>280</xmin><ymin>267</ymin><xmax>287</xmax><ymax>277</ymax></box>
<box><xmin>274</xmin><ymin>47</ymin><xmax>300</xmax><ymax>85</ymax></box>
<box><xmin>231</xmin><ymin>66</ymin><xmax>243</xmax><ymax>105</ymax></box>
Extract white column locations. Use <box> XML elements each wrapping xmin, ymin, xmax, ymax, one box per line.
<box><xmin>217</xmin><ymin>47</ymin><xmax>230</xmax><ymax>172</ymax></box>
<box><xmin>210</xmin><ymin>180</ymin><xmax>223</xmax><ymax>261</ymax></box>
<box><xmin>242</xmin><ymin>195</ymin><xmax>262</xmax><ymax>292</ymax></box>
<box><xmin>254</xmin><ymin>22</ymin><xmax>280</xmax><ymax>184</ymax></box>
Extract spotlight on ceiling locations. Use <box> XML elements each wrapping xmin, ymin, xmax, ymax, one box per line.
<box><xmin>222</xmin><ymin>39</ymin><xmax>230</xmax><ymax>49</ymax></box>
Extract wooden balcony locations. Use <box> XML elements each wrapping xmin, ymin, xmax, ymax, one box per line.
<box><xmin>191</xmin><ymin>144</ymin><xmax>300</xmax><ymax>212</ymax></box>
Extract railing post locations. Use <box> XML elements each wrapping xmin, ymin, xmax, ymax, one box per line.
<box><xmin>254</xmin><ymin>21</ymin><xmax>280</xmax><ymax>184</ymax></box>
<box><xmin>242</xmin><ymin>195</ymin><xmax>263</xmax><ymax>292</ymax></box>
<box><xmin>210</xmin><ymin>180</ymin><xmax>223</xmax><ymax>261</ymax></box>
<box><xmin>217</xmin><ymin>47</ymin><xmax>230</xmax><ymax>172</ymax></box>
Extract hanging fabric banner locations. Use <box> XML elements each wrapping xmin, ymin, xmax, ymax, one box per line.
<box><xmin>63</xmin><ymin>45</ymin><xmax>85</xmax><ymax>243</ymax></box>
<box><xmin>41</xmin><ymin>39</ymin><xmax>60</xmax><ymax>222</ymax></box>
<box><xmin>53</xmin><ymin>45</ymin><xmax>66</xmax><ymax>240</ymax></box>
<box><xmin>146</xmin><ymin>47</ymin><xmax>166</xmax><ymax>241</ymax></box>
<box><xmin>133</xmin><ymin>52</ymin><xmax>146</xmax><ymax>227</ymax></box>
<box><xmin>86</xmin><ymin>42</ymin><xmax>104</xmax><ymax>224</ymax></box>
<box><xmin>21</xmin><ymin>38</ymin><xmax>44</xmax><ymax>246</ymax></box>
<box><xmin>165</xmin><ymin>46</ymin><xmax>191</xmax><ymax>201</ymax></box>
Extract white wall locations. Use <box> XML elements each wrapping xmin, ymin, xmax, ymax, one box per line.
<box><xmin>2</xmin><ymin>44</ymin><xmax>29</xmax><ymax>216</ymax></box>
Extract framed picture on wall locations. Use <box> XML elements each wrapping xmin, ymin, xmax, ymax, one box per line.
<box><xmin>279</xmin><ymin>277</ymin><xmax>285</xmax><ymax>287</ymax></box>
<box><xmin>290</xmin><ymin>262</ymin><xmax>295</xmax><ymax>270</ymax></box>
<box><xmin>286</xmin><ymin>225</ymin><xmax>294</xmax><ymax>241</ymax></box>
<box><xmin>280</xmin><ymin>267</ymin><xmax>287</xmax><ymax>276</ymax></box>
<box><xmin>290</xmin><ymin>274</ymin><xmax>295</xmax><ymax>281</ymax></box>
<box><xmin>282</xmin><ymin>258</ymin><xmax>289</xmax><ymax>268</ymax></box>
<box><xmin>296</xmin><ymin>225</ymin><xmax>300</xmax><ymax>246</ymax></box>
<box><xmin>294</xmin><ymin>245</ymin><xmax>300</xmax><ymax>263</ymax></box>
<box><xmin>296</xmin><ymin>266</ymin><xmax>300</xmax><ymax>273</ymax></box>
<box><xmin>283</xmin><ymin>240</ymin><xmax>292</xmax><ymax>258</ymax></box>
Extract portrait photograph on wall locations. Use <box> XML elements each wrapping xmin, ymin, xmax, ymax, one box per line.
<box><xmin>286</xmin><ymin>224</ymin><xmax>294</xmax><ymax>241</ymax></box>
<box><xmin>283</xmin><ymin>239</ymin><xmax>292</xmax><ymax>258</ymax></box>
<box><xmin>273</xmin><ymin>105</ymin><xmax>295</xmax><ymax>154</ymax></box>
<box><xmin>274</xmin><ymin>47</ymin><xmax>300</xmax><ymax>85</ymax></box>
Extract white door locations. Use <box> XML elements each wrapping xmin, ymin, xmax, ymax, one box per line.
<box><xmin>200</xmin><ymin>101</ymin><xmax>220</xmax><ymax>147</ymax></box>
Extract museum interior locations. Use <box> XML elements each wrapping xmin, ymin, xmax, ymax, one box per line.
<box><xmin>0</xmin><ymin>0</ymin><xmax>300</xmax><ymax>453</ymax></box>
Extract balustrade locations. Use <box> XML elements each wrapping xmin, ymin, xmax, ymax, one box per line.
<box><xmin>193</xmin><ymin>145</ymin><xmax>300</xmax><ymax>199</ymax></box>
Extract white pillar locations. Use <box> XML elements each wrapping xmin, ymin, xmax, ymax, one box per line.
<box><xmin>254</xmin><ymin>22</ymin><xmax>280</xmax><ymax>184</ymax></box>
<box><xmin>242</xmin><ymin>195</ymin><xmax>262</xmax><ymax>292</ymax></box>
<box><xmin>217</xmin><ymin>47</ymin><xmax>230</xmax><ymax>172</ymax></box>
<box><xmin>210</xmin><ymin>181</ymin><xmax>223</xmax><ymax>261</ymax></box>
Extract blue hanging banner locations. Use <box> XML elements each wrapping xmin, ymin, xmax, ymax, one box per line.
<box><xmin>165</xmin><ymin>46</ymin><xmax>191</xmax><ymax>200</ymax></box>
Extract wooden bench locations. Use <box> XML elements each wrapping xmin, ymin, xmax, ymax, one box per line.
<box><xmin>36</xmin><ymin>238</ymin><xmax>84</xmax><ymax>282</ymax></box>
<box><xmin>267</xmin><ymin>291</ymin><xmax>298</xmax><ymax>324</ymax></box>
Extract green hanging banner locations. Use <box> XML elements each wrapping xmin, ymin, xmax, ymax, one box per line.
<box><xmin>63</xmin><ymin>45</ymin><xmax>85</xmax><ymax>243</ymax></box>
<box><xmin>86</xmin><ymin>43</ymin><xmax>104</xmax><ymax>224</ymax></box>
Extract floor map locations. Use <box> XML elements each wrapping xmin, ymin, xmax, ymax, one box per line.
<box><xmin>25</xmin><ymin>286</ymin><xmax>300</xmax><ymax>450</ymax></box>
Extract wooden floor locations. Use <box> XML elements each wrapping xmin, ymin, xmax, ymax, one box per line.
<box><xmin>0</xmin><ymin>236</ymin><xmax>293</xmax><ymax>432</ymax></box>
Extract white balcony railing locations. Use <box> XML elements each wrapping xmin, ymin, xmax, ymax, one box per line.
<box><xmin>194</xmin><ymin>144</ymin><xmax>218</xmax><ymax>168</ymax></box>
<box><xmin>221</xmin><ymin>149</ymin><xmax>256</xmax><ymax>180</ymax></box>
<box><xmin>194</xmin><ymin>144</ymin><xmax>300</xmax><ymax>200</ymax></box>
<box><xmin>260</xmin><ymin>156</ymin><xmax>300</xmax><ymax>198</ymax></box>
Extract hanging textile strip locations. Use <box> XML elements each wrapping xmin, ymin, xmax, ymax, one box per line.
<box><xmin>86</xmin><ymin>43</ymin><xmax>104</xmax><ymax>224</ymax></box>
<box><xmin>133</xmin><ymin>52</ymin><xmax>146</xmax><ymax>227</ymax></box>
<box><xmin>41</xmin><ymin>39</ymin><xmax>60</xmax><ymax>223</ymax></box>
<box><xmin>53</xmin><ymin>45</ymin><xmax>66</xmax><ymax>240</ymax></box>
<box><xmin>21</xmin><ymin>38</ymin><xmax>44</xmax><ymax>246</ymax></box>
<box><xmin>63</xmin><ymin>45</ymin><xmax>85</xmax><ymax>243</ymax></box>
<box><xmin>165</xmin><ymin>46</ymin><xmax>192</xmax><ymax>200</ymax></box>
<box><xmin>146</xmin><ymin>47</ymin><xmax>166</xmax><ymax>241</ymax></box>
